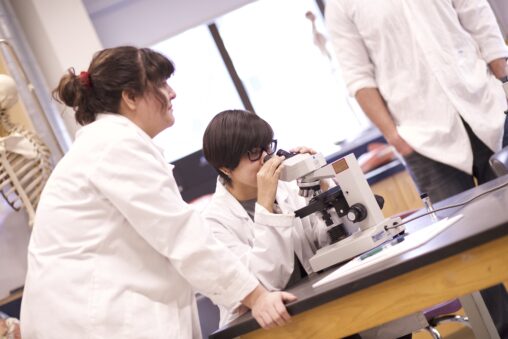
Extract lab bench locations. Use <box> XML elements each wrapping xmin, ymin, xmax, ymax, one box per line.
<box><xmin>209</xmin><ymin>175</ymin><xmax>508</xmax><ymax>339</ymax></box>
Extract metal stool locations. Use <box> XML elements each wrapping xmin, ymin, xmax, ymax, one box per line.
<box><xmin>489</xmin><ymin>146</ymin><xmax>508</xmax><ymax>177</ymax></box>
<box><xmin>420</xmin><ymin>299</ymin><xmax>471</xmax><ymax>339</ymax></box>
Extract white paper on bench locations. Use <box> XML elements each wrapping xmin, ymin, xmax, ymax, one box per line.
<box><xmin>312</xmin><ymin>214</ymin><xmax>464</xmax><ymax>288</ymax></box>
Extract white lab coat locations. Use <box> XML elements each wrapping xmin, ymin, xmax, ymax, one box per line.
<box><xmin>203</xmin><ymin>178</ymin><xmax>329</xmax><ymax>326</ymax></box>
<box><xmin>326</xmin><ymin>0</ymin><xmax>508</xmax><ymax>174</ymax></box>
<box><xmin>20</xmin><ymin>114</ymin><xmax>258</xmax><ymax>339</ymax></box>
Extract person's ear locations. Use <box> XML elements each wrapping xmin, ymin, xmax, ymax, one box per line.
<box><xmin>121</xmin><ymin>90</ymin><xmax>137</xmax><ymax>111</ymax></box>
<box><xmin>219</xmin><ymin>167</ymin><xmax>231</xmax><ymax>178</ymax></box>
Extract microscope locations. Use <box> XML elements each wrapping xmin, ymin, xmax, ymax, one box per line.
<box><xmin>275</xmin><ymin>150</ymin><xmax>404</xmax><ymax>271</ymax></box>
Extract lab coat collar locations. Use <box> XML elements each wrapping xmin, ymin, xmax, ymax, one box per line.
<box><xmin>96</xmin><ymin>112</ymin><xmax>132</xmax><ymax>125</ymax></box>
<box><xmin>94</xmin><ymin>113</ymin><xmax>166</xmax><ymax>155</ymax></box>
<box><xmin>214</xmin><ymin>178</ymin><xmax>251</xmax><ymax>220</ymax></box>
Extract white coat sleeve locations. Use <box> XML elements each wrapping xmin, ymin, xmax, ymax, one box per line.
<box><xmin>325</xmin><ymin>0</ymin><xmax>377</xmax><ymax>96</ymax></box>
<box><xmin>88</xmin><ymin>135</ymin><xmax>258</xmax><ymax>310</ymax></box>
<box><xmin>452</xmin><ymin>0</ymin><xmax>508</xmax><ymax>63</ymax></box>
<box><xmin>205</xmin><ymin>204</ymin><xmax>296</xmax><ymax>291</ymax></box>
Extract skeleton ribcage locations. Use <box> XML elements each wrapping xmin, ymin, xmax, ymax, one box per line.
<box><xmin>0</xmin><ymin>111</ymin><xmax>52</xmax><ymax>226</ymax></box>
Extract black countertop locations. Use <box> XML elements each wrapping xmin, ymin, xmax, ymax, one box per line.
<box><xmin>210</xmin><ymin>175</ymin><xmax>508</xmax><ymax>339</ymax></box>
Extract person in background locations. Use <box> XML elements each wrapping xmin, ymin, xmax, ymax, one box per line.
<box><xmin>305</xmin><ymin>10</ymin><xmax>332</xmax><ymax>61</ymax></box>
<box><xmin>325</xmin><ymin>0</ymin><xmax>508</xmax><ymax>336</ymax></box>
<box><xmin>20</xmin><ymin>46</ymin><xmax>295</xmax><ymax>339</ymax></box>
<box><xmin>201</xmin><ymin>109</ymin><xmax>416</xmax><ymax>339</ymax></box>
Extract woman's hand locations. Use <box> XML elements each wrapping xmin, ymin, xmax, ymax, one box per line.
<box><xmin>257</xmin><ymin>155</ymin><xmax>285</xmax><ymax>212</ymax></box>
<box><xmin>242</xmin><ymin>285</ymin><xmax>297</xmax><ymax>329</ymax></box>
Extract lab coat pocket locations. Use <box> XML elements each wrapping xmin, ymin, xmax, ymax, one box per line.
<box><xmin>126</xmin><ymin>291</ymin><xmax>180</xmax><ymax>339</ymax></box>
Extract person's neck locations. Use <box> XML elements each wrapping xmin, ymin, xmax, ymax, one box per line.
<box><xmin>118</xmin><ymin>106</ymin><xmax>160</xmax><ymax>138</ymax></box>
<box><xmin>226</xmin><ymin>182</ymin><xmax>257</xmax><ymax>202</ymax></box>
<box><xmin>125</xmin><ymin>114</ymin><xmax>157</xmax><ymax>138</ymax></box>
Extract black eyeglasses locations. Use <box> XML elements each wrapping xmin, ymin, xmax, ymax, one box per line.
<box><xmin>247</xmin><ymin>139</ymin><xmax>277</xmax><ymax>161</ymax></box>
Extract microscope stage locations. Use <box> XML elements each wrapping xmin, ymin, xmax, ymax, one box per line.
<box><xmin>309</xmin><ymin>217</ymin><xmax>403</xmax><ymax>272</ymax></box>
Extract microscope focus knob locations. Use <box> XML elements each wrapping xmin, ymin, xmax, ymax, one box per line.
<box><xmin>347</xmin><ymin>204</ymin><xmax>367</xmax><ymax>223</ymax></box>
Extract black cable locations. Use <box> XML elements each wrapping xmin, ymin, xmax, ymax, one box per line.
<box><xmin>385</xmin><ymin>180</ymin><xmax>508</xmax><ymax>230</ymax></box>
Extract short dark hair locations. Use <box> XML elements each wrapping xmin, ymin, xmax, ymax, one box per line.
<box><xmin>203</xmin><ymin>109</ymin><xmax>273</xmax><ymax>185</ymax></box>
<box><xmin>52</xmin><ymin>46</ymin><xmax>175</xmax><ymax>125</ymax></box>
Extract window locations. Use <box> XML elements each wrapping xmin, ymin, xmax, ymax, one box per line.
<box><xmin>152</xmin><ymin>25</ymin><xmax>243</xmax><ymax>162</ymax></box>
<box><xmin>216</xmin><ymin>0</ymin><xmax>370</xmax><ymax>155</ymax></box>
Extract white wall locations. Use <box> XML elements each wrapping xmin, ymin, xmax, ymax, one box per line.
<box><xmin>0</xmin><ymin>0</ymin><xmax>103</xmax><ymax>298</ymax></box>
<box><xmin>83</xmin><ymin>0</ymin><xmax>257</xmax><ymax>47</ymax></box>
<box><xmin>8</xmin><ymin>0</ymin><xmax>103</xmax><ymax>136</ymax></box>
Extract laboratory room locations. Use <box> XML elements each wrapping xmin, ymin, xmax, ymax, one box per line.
<box><xmin>0</xmin><ymin>0</ymin><xmax>507</xmax><ymax>338</ymax></box>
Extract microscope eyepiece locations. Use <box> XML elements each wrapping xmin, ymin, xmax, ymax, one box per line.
<box><xmin>263</xmin><ymin>149</ymin><xmax>297</xmax><ymax>162</ymax></box>
<box><xmin>276</xmin><ymin>149</ymin><xmax>296</xmax><ymax>158</ymax></box>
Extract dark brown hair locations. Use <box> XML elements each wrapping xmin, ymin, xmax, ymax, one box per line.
<box><xmin>203</xmin><ymin>109</ymin><xmax>273</xmax><ymax>185</ymax></box>
<box><xmin>53</xmin><ymin>46</ymin><xmax>175</xmax><ymax>125</ymax></box>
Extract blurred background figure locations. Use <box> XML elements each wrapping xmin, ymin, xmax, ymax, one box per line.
<box><xmin>305</xmin><ymin>10</ymin><xmax>332</xmax><ymax>61</ymax></box>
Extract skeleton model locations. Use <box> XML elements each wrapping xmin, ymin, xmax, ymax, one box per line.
<box><xmin>0</xmin><ymin>74</ymin><xmax>52</xmax><ymax>227</ymax></box>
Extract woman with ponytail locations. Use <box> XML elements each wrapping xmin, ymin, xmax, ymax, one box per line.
<box><xmin>20</xmin><ymin>46</ymin><xmax>295</xmax><ymax>339</ymax></box>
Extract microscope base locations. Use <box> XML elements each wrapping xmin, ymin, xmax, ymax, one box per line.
<box><xmin>309</xmin><ymin>217</ymin><xmax>404</xmax><ymax>272</ymax></box>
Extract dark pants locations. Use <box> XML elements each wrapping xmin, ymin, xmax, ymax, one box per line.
<box><xmin>402</xmin><ymin>119</ymin><xmax>501</xmax><ymax>202</ymax></box>
<box><xmin>403</xmin><ymin>117</ymin><xmax>508</xmax><ymax>338</ymax></box>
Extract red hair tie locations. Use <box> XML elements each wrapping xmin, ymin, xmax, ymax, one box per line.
<box><xmin>79</xmin><ymin>71</ymin><xmax>92</xmax><ymax>88</ymax></box>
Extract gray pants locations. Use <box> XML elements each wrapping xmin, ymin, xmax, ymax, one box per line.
<box><xmin>403</xmin><ymin>115</ymin><xmax>508</xmax><ymax>203</ymax></box>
